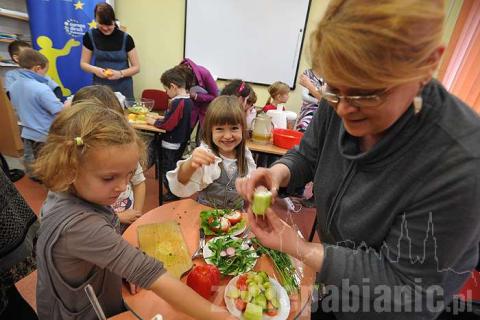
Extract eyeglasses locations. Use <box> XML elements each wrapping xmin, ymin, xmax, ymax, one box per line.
<box><xmin>320</xmin><ymin>84</ymin><xmax>389</xmax><ymax>109</ymax></box>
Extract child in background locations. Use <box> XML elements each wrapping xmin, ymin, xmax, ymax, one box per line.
<box><xmin>167</xmin><ymin>96</ymin><xmax>256</xmax><ymax>209</ymax></box>
<box><xmin>220</xmin><ymin>79</ymin><xmax>258</xmax><ymax>132</ymax></box>
<box><xmin>4</xmin><ymin>40</ymin><xmax>62</xmax><ymax>100</ymax></box>
<box><xmin>9</xmin><ymin>48</ymin><xmax>64</xmax><ymax>179</ymax></box>
<box><xmin>296</xmin><ymin>68</ymin><xmax>324</xmax><ymax>132</ymax></box>
<box><xmin>71</xmin><ymin>85</ymin><xmax>145</xmax><ymax>230</ymax></box>
<box><xmin>32</xmin><ymin>103</ymin><xmax>234</xmax><ymax>320</ymax></box>
<box><xmin>147</xmin><ymin>66</ymin><xmax>193</xmax><ymax>201</ymax></box>
<box><xmin>262</xmin><ymin>81</ymin><xmax>290</xmax><ymax>112</ymax></box>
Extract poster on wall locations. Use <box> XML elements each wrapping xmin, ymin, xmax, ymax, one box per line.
<box><xmin>26</xmin><ymin>0</ymin><xmax>106</xmax><ymax>97</ymax></box>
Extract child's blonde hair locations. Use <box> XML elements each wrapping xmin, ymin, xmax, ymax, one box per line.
<box><xmin>201</xmin><ymin>95</ymin><xmax>248</xmax><ymax>177</ymax></box>
<box><xmin>32</xmin><ymin>102</ymin><xmax>145</xmax><ymax>192</ymax></box>
<box><xmin>72</xmin><ymin>85</ymin><xmax>124</xmax><ymax>115</ymax></box>
<box><xmin>310</xmin><ymin>0</ymin><xmax>444</xmax><ymax>89</ymax></box>
<box><xmin>266</xmin><ymin>81</ymin><xmax>289</xmax><ymax>105</ymax></box>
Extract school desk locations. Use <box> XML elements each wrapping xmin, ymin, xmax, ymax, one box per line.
<box><xmin>120</xmin><ymin>199</ymin><xmax>315</xmax><ymax>320</ymax></box>
<box><xmin>247</xmin><ymin>139</ymin><xmax>288</xmax><ymax>156</ymax></box>
<box><xmin>132</xmin><ymin>122</ymin><xmax>165</xmax><ymax>206</ymax></box>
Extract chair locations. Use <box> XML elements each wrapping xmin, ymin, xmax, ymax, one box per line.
<box><xmin>141</xmin><ymin>89</ymin><xmax>169</xmax><ymax>113</ymax></box>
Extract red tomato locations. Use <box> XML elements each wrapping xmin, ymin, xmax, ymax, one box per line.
<box><xmin>235</xmin><ymin>298</ymin><xmax>247</xmax><ymax>311</ymax></box>
<box><xmin>203</xmin><ymin>264</ymin><xmax>220</xmax><ymax>285</ymax></box>
<box><xmin>266</xmin><ymin>302</ymin><xmax>278</xmax><ymax>316</ymax></box>
<box><xmin>225</xmin><ymin>211</ymin><xmax>242</xmax><ymax>225</ymax></box>
<box><xmin>236</xmin><ymin>274</ymin><xmax>248</xmax><ymax>291</ymax></box>
<box><xmin>187</xmin><ymin>265</ymin><xmax>221</xmax><ymax>299</ymax></box>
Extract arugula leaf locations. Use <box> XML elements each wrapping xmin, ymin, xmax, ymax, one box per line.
<box><xmin>206</xmin><ymin>236</ymin><xmax>258</xmax><ymax>275</ymax></box>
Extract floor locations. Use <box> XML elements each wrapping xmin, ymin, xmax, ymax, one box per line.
<box><xmin>7</xmin><ymin>155</ymin><xmax>318</xmax><ymax>312</ymax></box>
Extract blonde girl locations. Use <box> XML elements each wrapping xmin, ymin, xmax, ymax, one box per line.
<box><xmin>262</xmin><ymin>81</ymin><xmax>290</xmax><ymax>112</ymax></box>
<box><xmin>167</xmin><ymin>95</ymin><xmax>256</xmax><ymax>209</ymax></box>
<box><xmin>32</xmin><ymin>103</ymin><xmax>233</xmax><ymax>320</ymax></box>
<box><xmin>71</xmin><ymin>85</ymin><xmax>145</xmax><ymax>230</ymax></box>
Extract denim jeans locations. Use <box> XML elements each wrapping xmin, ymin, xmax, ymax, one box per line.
<box><xmin>22</xmin><ymin>139</ymin><xmax>44</xmax><ymax>177</ymax></box>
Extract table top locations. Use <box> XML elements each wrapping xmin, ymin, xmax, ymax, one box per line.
<box><xmin>120</xmin><ymin>199</ymin><xmax>315</xmax><ymax>320</ymax></box>
<box><xmin>246</xmin><ymin>139</ymin><xmax>288</xmax><ymax>156</ymax></box>
<box><xmin>132</xmin><ymin>122</ymin><xmax>166</xmax><ymax>133</ymax></box>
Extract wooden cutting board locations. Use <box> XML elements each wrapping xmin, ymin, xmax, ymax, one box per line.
<box><xmin>137</xmin><ymin>221</ymin><xmax>193</xmax><ymax>279</ymax></box>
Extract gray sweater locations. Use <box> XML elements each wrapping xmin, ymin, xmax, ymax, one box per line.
<box><xmin>36</xmin><ymin>192</ymin><xmax>165</xmax><ymax>320</ymax></box>
<box><xmin>277</xmin><ymin>80</ymin><xmax>480</xmax><ymax>319</ymax></box>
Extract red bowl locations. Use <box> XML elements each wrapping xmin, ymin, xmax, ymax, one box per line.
<box><xmin>272</xmin><ymin>129</ymin><xmax>303</xmax><ymax>149</ymax></box>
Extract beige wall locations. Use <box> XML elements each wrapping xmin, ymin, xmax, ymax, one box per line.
<box><xmin>116</xmin><ymin>0</ymin><xmax>459</xmax><ymax>114</ymax></box>
<box><xmin>116</xmin><ymin>0</ymin><xmax>329</xmax><ymax>114</ymax></box>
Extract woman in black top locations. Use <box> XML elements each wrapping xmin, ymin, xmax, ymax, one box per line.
<box><xmin>80</xmin><ymin>3</ymin><xmax>139</xmax><ymax>99</ymax></box>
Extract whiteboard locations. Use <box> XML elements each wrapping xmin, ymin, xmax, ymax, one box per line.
<box><xmin>184</xmin><ymin>0</ymin><xmax>311</xmax><ymax>88</ymax></box>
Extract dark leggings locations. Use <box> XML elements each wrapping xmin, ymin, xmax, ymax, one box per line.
<box><xmin>0</xmin><ymin>285</ymin><xmax>38</xmax><ymax>320</ymax></box>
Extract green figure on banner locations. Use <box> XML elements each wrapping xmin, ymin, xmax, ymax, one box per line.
<box><xmin>37</xmin><ymin>36</ymin><xmax>80</xmax><ymax>97</ymax></box>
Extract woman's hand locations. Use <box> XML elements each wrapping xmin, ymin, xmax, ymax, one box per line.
<box><xmin>118</xmin><ymin>209</ymin><xmax>142</xmax><ymax>224</ymax></box>
<box><xmin>93</xmin><ymin>67</ymin><xmax>107</xmax><ymax>79</ymax></box>
<box><xmin>235</xmin><ymin>167</ymin><xmax>281</xmax><ymax>203</ymax></box>
<box><xmin>107</xmin><ymin>69</ymin><xmax>124</xmax><ymax>80</ymax></box>
<box><xmin>188</xmin><ymin>147</ymin><xmax>216</xmax><ymax>169</ymax></box>
<box><xmin>247</xmin><ymin>208</ymin><xmax>305</xmax><ymax>257</ymax></box>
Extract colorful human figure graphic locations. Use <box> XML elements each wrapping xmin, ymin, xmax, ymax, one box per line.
<box><xmin>37</xmin><ymin>36</ymin><xmax>80</xmax><ymax>97</ymax></box>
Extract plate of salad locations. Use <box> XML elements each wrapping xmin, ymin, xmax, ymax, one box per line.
<box><xmin>200</xmin><ymin>209</ymin><xmax>247</xmax><ymax>236</ymax></box>
<box><xmin>203</xmin><ymin>236</ymin><xmax>258</xmax><ymax>276</ymax></box>
<box><xmin>224</xmin><ymin>271</ymin><xmax>290</xmax><ymax>320</ymax></box>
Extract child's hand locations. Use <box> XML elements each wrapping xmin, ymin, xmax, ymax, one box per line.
<box><xmin>128</xmin><ymin>282</ymin><xmax>141</xmax><ymax>295</ymax></box>
<box><xmin>146</xmin><ymin>116</ymin><xmax>157</xmax><ymax>125</ymax></box>
<box><xmin>188</xmin><ymin>147</ymin><xmax>216</xmax><ymax>169</ymax></box>
<box><xmin>299</xmin><ymin>74</ymin><xmax>315</xmax><ymax>91</ymax></box>
<box><xmin>118</xmin><ymin>209</ymin><xmax>142</xmax><ymax>224</ymax></box>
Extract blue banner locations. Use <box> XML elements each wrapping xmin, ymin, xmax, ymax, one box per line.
<box><xmin>26</xmin><ymin>0</ymin><xmax>105</xmax><ymax>97</ymax></box>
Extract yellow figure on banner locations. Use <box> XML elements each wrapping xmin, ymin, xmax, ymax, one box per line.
<box><xmin>36</xmin><ymin>36</ymin><xmax>80</xmax><ymax>97</ymax></box>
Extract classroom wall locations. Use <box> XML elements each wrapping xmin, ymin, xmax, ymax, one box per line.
<box><xmin>116</xmin><ymin>0</ymin><xmax>460</xmax><ymax>114</ymax></box>
<box><xmin>115</xmin><ymin>0</ymin><xmax>328</xmax><ymax>114</ymax></box>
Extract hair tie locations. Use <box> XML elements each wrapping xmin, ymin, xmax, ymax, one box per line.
<box><xmin>74</xmin><ymin>137</ymin><xmax>84</xmax><ymax>146</ymax></box>
<box><xmin>237</xmin><ymin>81</ymin><xmax>245</xmax><ymax>95</ymax></box>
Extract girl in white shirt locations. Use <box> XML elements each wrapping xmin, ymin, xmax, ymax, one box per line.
<box><xmin>167</xmin><ymin>95</ymin><xmax>256</xmax><ymax>209</ymax></box>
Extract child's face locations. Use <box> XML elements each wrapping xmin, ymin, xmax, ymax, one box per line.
<box><xmin>212</xmin><ymin>123</ymin><xmax>242</xmax><ymax>158</ymax></box>
<box><xmin>73</xmin><ymin>142</ymin><xmax>139</xmax><ymax>206</ymax></box>
<box><xmin>276</xmin><ymin>92</ymin><xmax>289</xmax><ymax>104</ymax></box>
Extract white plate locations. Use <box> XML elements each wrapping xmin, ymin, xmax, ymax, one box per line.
<box><xmin>203</xmin><ymin>236</ymin><xmax>257</xmax><ymax>275</ymax></box>
<box><xmin>224</xmin><ymin>275</ymin><xmax>290</xmax><ymax>320</ymax></box>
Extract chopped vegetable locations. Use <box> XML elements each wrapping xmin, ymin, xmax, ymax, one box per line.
<box><xmin>252</xmin><ymin>238</ymin><xmax>300</xmax><ymax>295</ymax></box>
<box><xmin>229</xmin><ymin>272</ymin><xmax>280</xmax><ymax>318</ymax></box>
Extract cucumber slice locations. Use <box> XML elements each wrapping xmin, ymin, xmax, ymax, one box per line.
<box><xmin>252</xmin><ymin>186</ymin><xmax>272</xmax><ymax>216</ymax></box>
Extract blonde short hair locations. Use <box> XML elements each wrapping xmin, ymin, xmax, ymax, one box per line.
<box><xmin>266</xmin><ymin>81</ymin><xmax>289</xmax><ymax>105</ymax></box>
<box><xmin>32</xmin><ymin>102</ymin><xmax>145</xmax><ymax>192</ymax></box>
<box><xmin>311</xmin><ymin>0</ymin><xmax>444</xmax><ymax>89</ymax></box>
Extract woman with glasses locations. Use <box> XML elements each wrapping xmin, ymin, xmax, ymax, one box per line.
<box><xmin>236</xmin><ymin>1</ymin><xmax>480</xmax><ymax>319</ymax></box>
<box><xmin>80</xmin><ymin>3</ymin><xmax>139</xmax><ymax>99</ymax></box>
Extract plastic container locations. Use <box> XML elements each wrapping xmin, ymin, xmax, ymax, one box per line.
<box><xmin>272</xmin><ymin>129</ymin><xmax>303</xmax><ymax>149</ymax></box>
